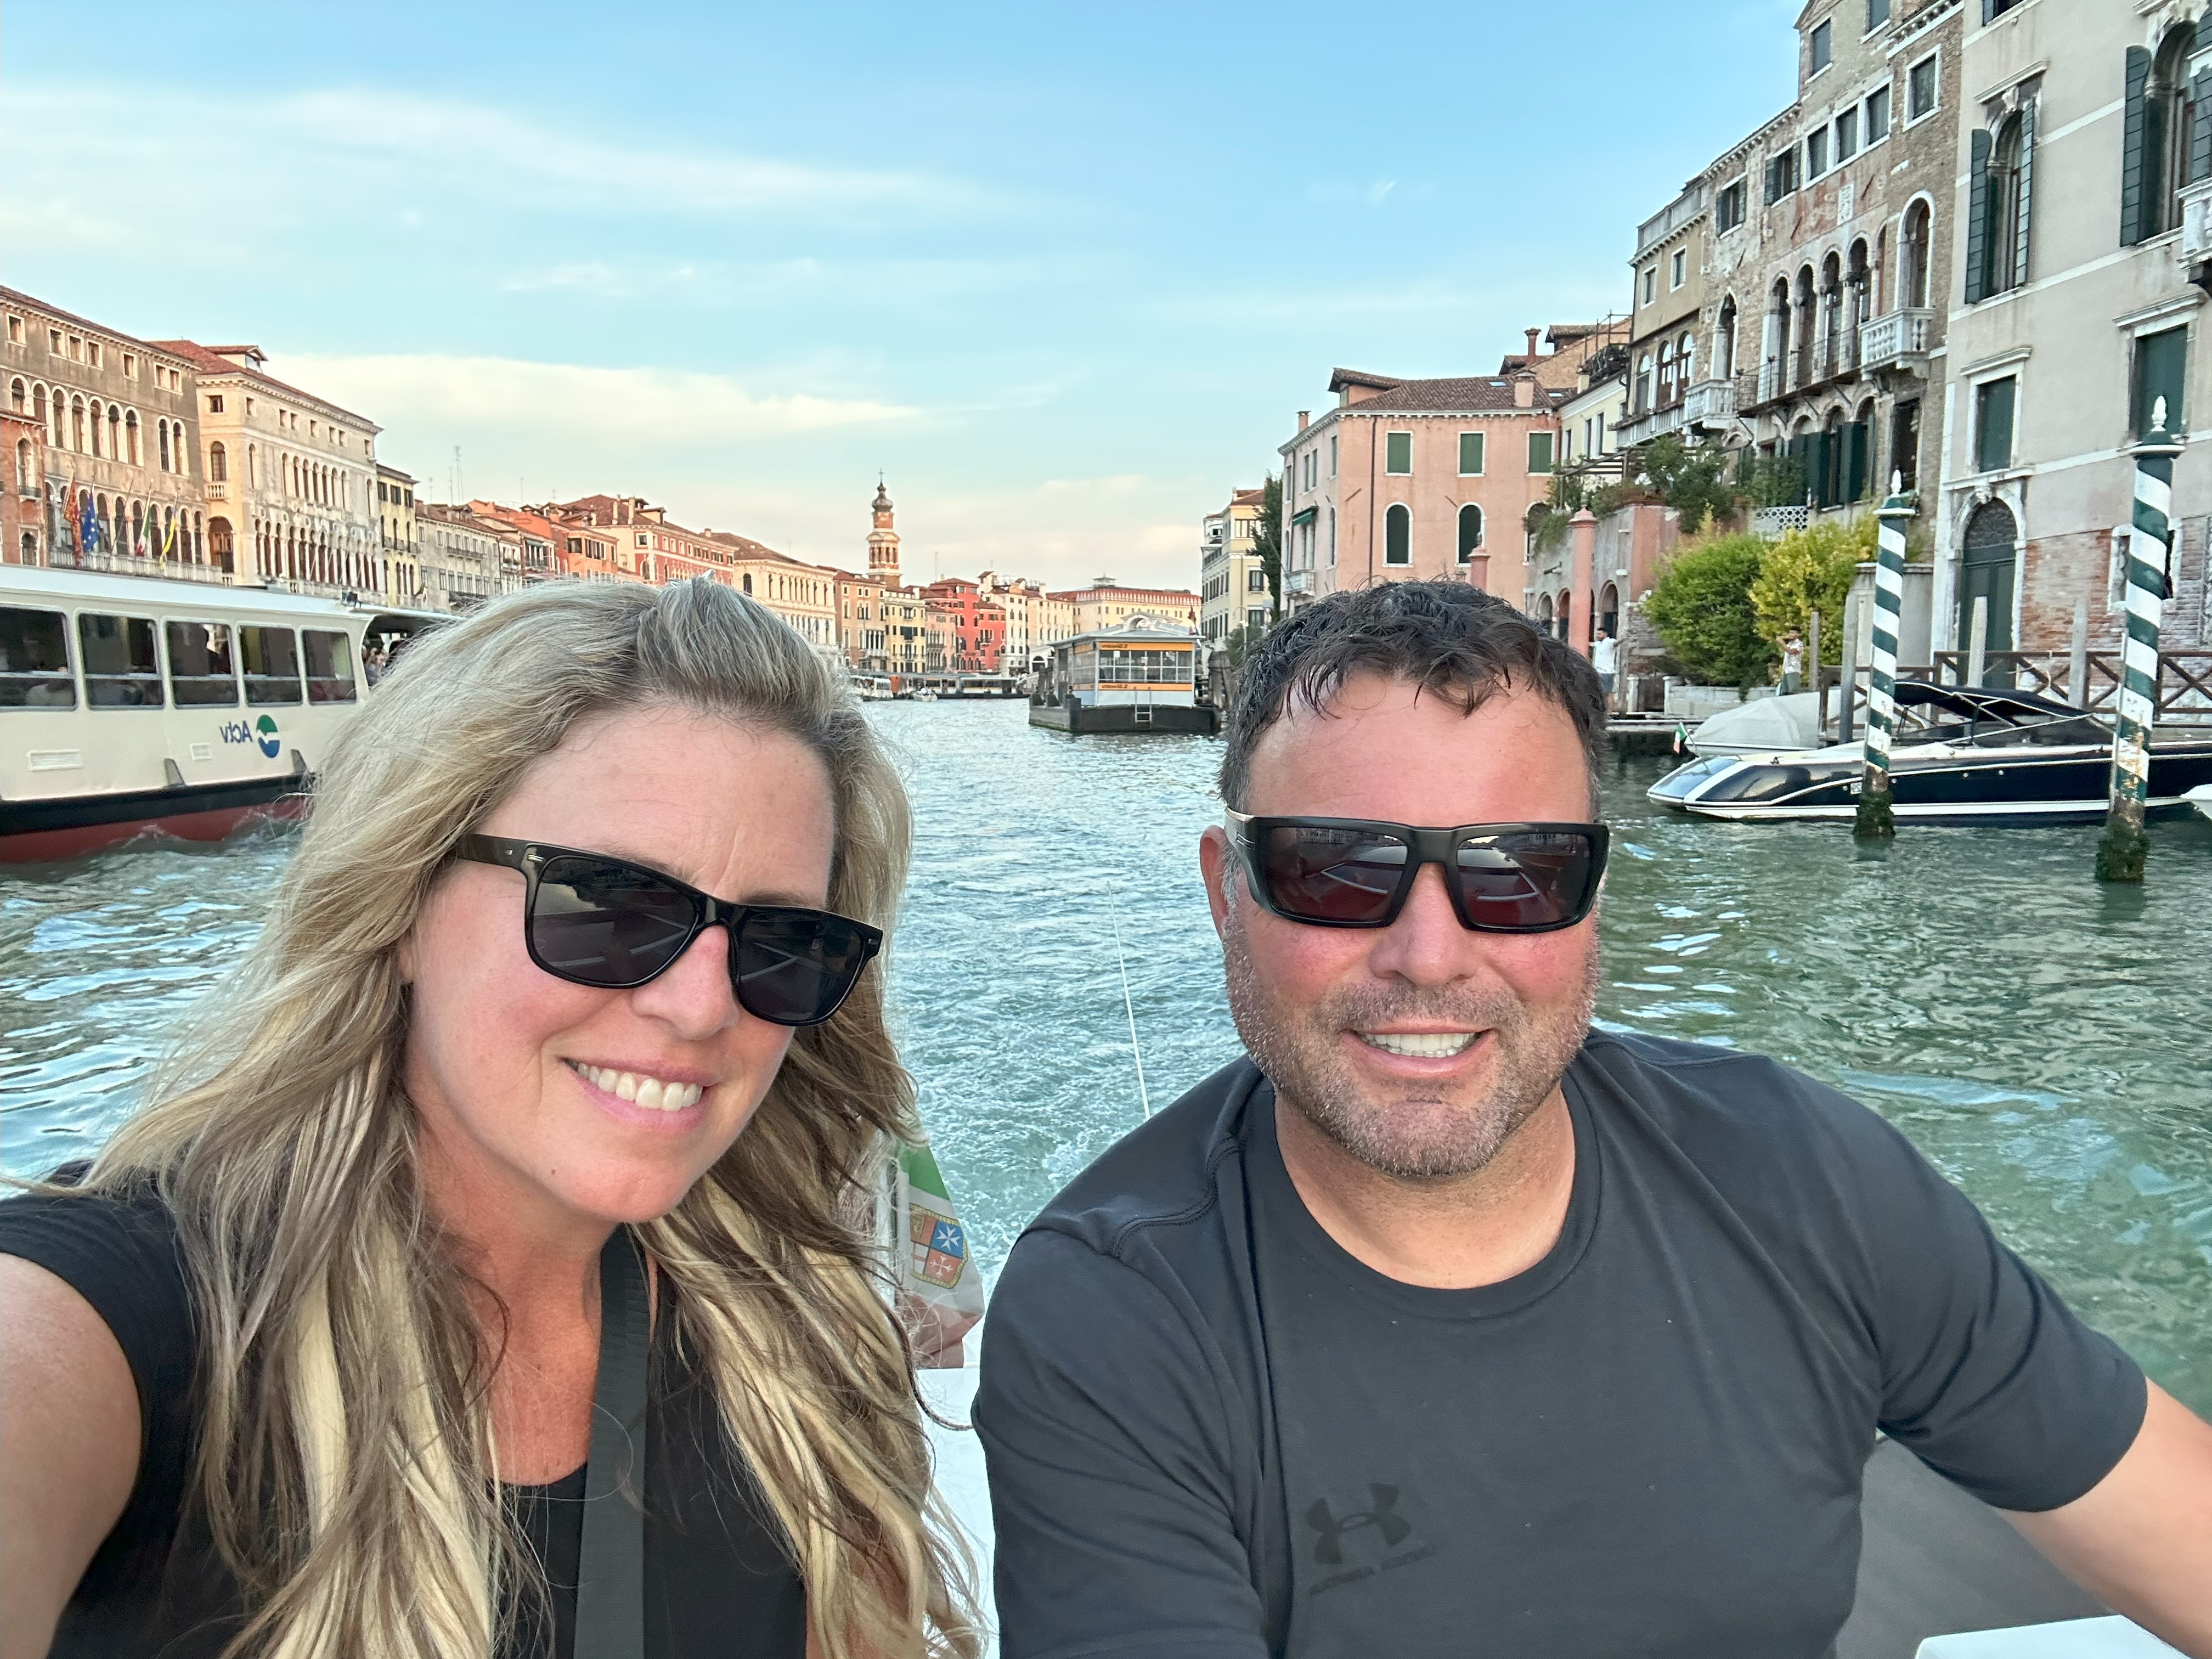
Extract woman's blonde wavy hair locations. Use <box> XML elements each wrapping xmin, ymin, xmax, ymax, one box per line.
<box><xmin>76</xmin><ymin>578</ymin><xmax>980</xmax><ymax>1658</ymax></box>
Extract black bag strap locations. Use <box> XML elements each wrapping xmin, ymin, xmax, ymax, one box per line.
<box><xmin>574</xmin><ymin>1226</ymin><xmax>649</xmax><ymax>1659</ymax></box>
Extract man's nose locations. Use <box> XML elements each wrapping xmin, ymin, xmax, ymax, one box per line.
<box><xmin>1368</xmin><ymin>862</ymin><xmax>1474</xmax><ymax>984</ymax></box>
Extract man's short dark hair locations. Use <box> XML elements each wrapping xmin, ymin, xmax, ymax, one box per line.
<box><xmin>1218</xmin><ymin>580</ymin><xmax>1609</xmax><ymax>812</ymax></box>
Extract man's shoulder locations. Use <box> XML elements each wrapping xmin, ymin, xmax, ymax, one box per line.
<box><xmin>1015</xmin><ymin>1056</ymin><xmax>1263</xmax><ymax>1269</ymax></box>
<box><xmin>1574</xmin><ymin>1028</ymin><xmax>1931</xmax><ymax>1205</ymax></box>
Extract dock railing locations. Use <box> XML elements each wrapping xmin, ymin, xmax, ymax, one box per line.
<box><xmin>1923</xmin><ymin>649</ymin><xmax>2212</xmax><ymax>724</ymax></box>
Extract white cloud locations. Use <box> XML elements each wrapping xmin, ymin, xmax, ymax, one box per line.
<box><xmin>278</xmin><ymin>352</ymin><xmax>915</xmax><ymax>445</ymax></box>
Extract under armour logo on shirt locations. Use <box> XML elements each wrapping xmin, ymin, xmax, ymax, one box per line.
<box><xmin>1306</xmin><ymin>1486</ymin><xmax>1413</xmax><ymax>1565</ymax></box>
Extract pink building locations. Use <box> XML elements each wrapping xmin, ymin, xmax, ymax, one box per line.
<box><xmin>1277</xmin><ymin>357</ymin><xmax>1570</xmax><ymax>607</ymax></box>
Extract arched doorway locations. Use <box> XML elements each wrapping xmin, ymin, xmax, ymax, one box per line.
<box><xmin>1598</xmin><ymin>582</ymin><xmax>1620</xmax><ymax>639</ymax></box>
<box><xmin>1959</xmin><ymin>500</ymin><xmax>2018</xmax><ymax>683</ymax></box>
<box><xmin>208</xmin><ymin>516</ymin><xmax>235</xmax><ymax>575</ymax></box>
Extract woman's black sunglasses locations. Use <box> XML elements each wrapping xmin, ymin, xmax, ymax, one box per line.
<box><xmin>455</xmin><ymin>836</ymin><xmax>882</xmax><ymax>1028</ymax></box>
<box><xmin>1224</xmin><ymin>810</ymin><xmax>1609</xmax><ymax>933</ymax></box>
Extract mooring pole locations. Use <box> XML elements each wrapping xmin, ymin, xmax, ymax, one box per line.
<box><xmin>1808</xmin><ymin>608</ymin><xmax>1824</xmax><ymax>735</ymax></box>
<box><xmin>1967</xmin><ymin>596</ymin><xmax>1989</xmax><ymax>689</ymax></box>
<box><xmin>2097</xmin><ymin>406</ymin><xmax>2181</xmax><ymax>883</ymax></box>
<box><xmin>2068</xmin><ymin>599</ymin><xmax>2090</xmax><ymax>708</ymax></box>
<box><xmin>1839</xmin><ymin>590</ymin><xmax>1859</xmax><ymax>745</ymax></box>
<box><xmin>1856</xmin><ymin>477</ymin><xmax>1914</xmax><ymax>838</ymax></box>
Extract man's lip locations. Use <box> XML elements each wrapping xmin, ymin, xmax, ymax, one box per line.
<box><xmin>1348</xmin><ymin>1026</ymin><xmax>1493</xmax><ymax>1037</ymax></box>
<box><xmin>563</xmin><ymin>1057</ymin><xmax>720</xmax><ymax>1088</ymax></box>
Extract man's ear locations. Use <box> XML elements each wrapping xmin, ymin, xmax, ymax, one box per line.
<box><xmin>1199</xmin><ymin>826</ymin><xmax>1235</xmax><ymax>941</ymax></box>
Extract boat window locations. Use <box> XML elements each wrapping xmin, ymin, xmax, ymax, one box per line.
<box><xmin>0</xmin><ymin>607</ymin><xmax>77</xmax><ymax>708</ymax></box>
<box><xmin>165</xmin><ymin>621</ymin><xmax>239</xmax><ymax>706</ymax></box>
<box><xmin>78</xmin><ymin>614</ymin><xmax>163</xmax><ymax>708</ymax></box>
<box><xmin>239</xmin><ymin>625</ymin><xmax>304</xmax><ymax>706</ymax></box>
<box><xmin>303</xmin><ymin>629</ymin><xmax>357</xmax><ymax>703</ymax></box>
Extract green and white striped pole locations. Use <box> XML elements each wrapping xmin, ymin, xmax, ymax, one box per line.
<box><xmin>2096</xmin><ymin>405</ymin><xmax>2180</xmax><ymax>883</ymax></box>
<box><xmin>1855</xmin><ymin>473</ymin><xmax>1914</xmax><ymax>839</ymax></box>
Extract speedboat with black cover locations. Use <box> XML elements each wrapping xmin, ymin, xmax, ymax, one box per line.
<box><xmin>1648</xmin><ymin>681</ymin><xmax>2212</xmax><ymax>826</ymax></box>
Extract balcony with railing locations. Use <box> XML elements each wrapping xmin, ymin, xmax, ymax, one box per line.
<box><xmin>206</xmin><ymin>481</ymin><xmax>228</xmax><ymax>501</ymax></box>
<box><xmin>2182</xmin><ymin>177</ymin><xmax>2212</xmax><ymax>270</ymax></box>
<box><xmin>1681</xmin><ymin>379</ymin><xmax>1736</xmax><ymax>428</ymax></box>
<box><xmin>49</xmin><ymin>548</ymin><xmax>235</xmax><ymax>585</ymax></box>
<box><xmin>1858</xmin><ymin>309</ymin><xmax>1937</xmax><ymax>374</ymax></box>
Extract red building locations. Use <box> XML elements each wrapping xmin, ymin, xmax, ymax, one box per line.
<box><xmin>921</xmin><ymin>577</ymin><xmax>1008</xmax><ymax>673</ymax></box>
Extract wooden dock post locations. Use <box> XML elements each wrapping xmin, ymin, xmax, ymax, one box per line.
<box><xmin>2097</xmin><ymin>408</ymin><xmax>2182</xmax><ymax>883</ymax></box>
<box><xmin>1808</xmin><ymin>609</ymin><xmax>1824</xmax><ymax>736</ymax></box>
<box><xmin>2068</xmin><ymin>599</ymin><xmax>2090</xmax><ymax>708</ymax></box>
<box><xmin>1855</xmin><ymin>478</ymin><xmax>1914</xmax><ymax>838</ymax></box>
<box><xmin>1838</xmin><ymin>591</ymin><xmax>1859</xmax><ymax>745</ymax></box>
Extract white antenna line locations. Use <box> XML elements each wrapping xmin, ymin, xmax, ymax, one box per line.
<box><xmin>1110</xmin><ymin>911</ymin><xmax>1152</xmax><ymax>1119</ymax></box>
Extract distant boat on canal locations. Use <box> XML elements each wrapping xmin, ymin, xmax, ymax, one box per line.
<box><xmin>1</xmin><ymin>563</ymin><xmax>444</xmax><ymax>862</ymax></box>
<box><xmin>1028</xmin><ymin>616</ymin><xmax>1217</xmax><ymax>736</ymax></box>
<box><xmin>1650</xmin><ymin>680</ymin><xmax>2212</xmax><ymax>826</ymax></box>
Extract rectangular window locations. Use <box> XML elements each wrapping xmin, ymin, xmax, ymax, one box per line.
<box><xmin>48</xmin><ymin>329</ymin><xmax>63</xmax><ymax>353</ymax></box>
<box><xmin>1671</xmin><ymin>248</ymin><xmax>1687</xmax><ymax>289</ymax></box>
<box><xmin>207</xmin><ymin>394</ymin><xmax>224</xmax><ymax>414</ymax></box>
<box><xmin>1248</xmin><ymin>607</ymin><xmax>1268</xmax><ymax>631</ymax></box>
<box><xmin>1329</xmin><ymin>433</ymin><xmax>1339</xmax><ymax>475</ymax></box>
<box><xmin>2134</xmin><ymin>326</ymin><xmax>2188</xmax><ymax>438</ymax></box>
<box><xmin>1642</xmin><ymin>267</ymin><xmax>1657</xmax><ymax>304</ymax></box>
<box><xmin>1810</xmin><ymin>19</ymin><xmax>1831</xmax><ymax>72</ymax></box>
<box><xmin>4</xmin><ymin>316</ymin><xmax>20</xmax><ymax>344</ymax></box>
<box><xmin>1807</xmin><ymin>128</ymin><xmax>1829</xmax><ymax>177</ymax></box>
<box><xmin>304</xmin><ymin>630</ymin><xmax>358</xmax><ymax>703</ymax></box>
<box><xmin>87</xmin><ymin>343</ymin><xmax>102</xmax><ymax>368</ymax></box>
<box><xmin>165</xmin><ymin>621</ymin><xmax>238</xmax><ymax>706</ymax></box>
<box><xmin>1867</xmin><ymin>0</ymin><xmax>1890</xmax><ymax>27</ymax></box>
<box><xmin>1385</xmin><ymin>431</ymin><xmax>1413</xmax><ymax>474</ymax></box>
<box><xmin>0</xmin><ymin>607</ymin><xmax>76</xmax><ymax>707</ymax></box>
<box><xmin>1974</xmin><ymin>376</ymin><xmax>2016</xmax><ymax>473</ymax></box>
<box><xmin>121</xmin><ymin>351</ymin><xmax>136</xmax><ymax>378</ymax></box>
<box><xmin>1836</xmin><ymin>106</ymin><xmax>1858</xmax><ymax>161</ymax></box>
<box><xmin>78</xmin><ymin>614</ymin><xmax>162</xmax><ymax>708</ymax></box>
<box><xmin>240</xmin><ymin>625</ymin><xmax>304</xmax><ymax>706</ymax></box>
<box><xmin>1247</xmin><ymin>567</ymin><xmax>1267</xmax><ymax>591</ymax></box>
<box><xmin>1908</xmin><ymin>55</ymin><xmax>1938</xmax><ymax>121</ymax></box>
<box><xmin>1867</xmin><ymin>84</ymin><xmax>1891</xmax><ymax>141</ymax></box>
<box><xmin>1716</xmin><ymin>178</ymin><xmax>1747</xmax><ymax>232</ymax></box>
<box><xmin>1458</xmin><ymin>431</ymin><xmax>1486</xmax><ymax>475</ymax></box>
<box><xmin>1528</xmin><ymin>431</ymin><xmax>1556</xmax><ymax>474</ymax></box>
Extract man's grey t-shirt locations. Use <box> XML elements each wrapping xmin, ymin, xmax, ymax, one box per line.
<box><xmin>974</xmin><ymin>1032</ymin><xmax>2144</xmax><ymax>1659</ymax></box>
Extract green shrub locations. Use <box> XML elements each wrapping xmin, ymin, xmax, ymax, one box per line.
<box><xmin>1749</xmin><ymin>515</ymin><xmax>1872</xmax><ymax>665</ymax></box>
<box><xmin>1644</xmin><ymin>531</ymin><xmax>1775</xmax><ymax>688</ymax></box>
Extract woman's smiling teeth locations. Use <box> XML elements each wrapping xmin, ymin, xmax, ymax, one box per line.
<box><xmin>1357</xmin><ymin>1031</ymin><xmax>1479</xmax><ymax>1059</ymax></box>
<box><xmin>571</xmin><ymin>1061</ymin><xmax>704</xmax><ymax>1111</ymax></box>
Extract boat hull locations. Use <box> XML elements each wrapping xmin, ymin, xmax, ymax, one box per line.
<box><xmin>2</xmin><ymin>775</ymin><xmax>308</xmax><ymax>862</ymax></box>
<box><xmin>1028</xmin><ymin>701</ymin><xmax>1218</xmax><ymax>735</ymax></box>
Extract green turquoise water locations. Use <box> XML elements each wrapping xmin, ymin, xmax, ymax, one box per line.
<box><xmin>4</xmin><ymin>701</ymin><xmax>2209</xmax><ymax>1412</ymax></box>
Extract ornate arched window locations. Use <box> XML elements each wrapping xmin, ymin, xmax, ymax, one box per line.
<box><xmin>8</xmin><ymin>378</ymin><xmax>23</xmax><ymax>414</ymax></box>
<box><xmin>15</xmin><ymin>437</ymin><xmax>33</xmax><ymax>491</ymax></box>
<box><xmin>88</xmin><ymin>402</ymin><xmax>105</xmax><ymax>459</ymax></box>
<box><xmin>159</xmin><ymin>419</ymin><xmax>172</xmax><ymax>472</ymax></box>
<box><xmin>71</xmin><ymin>396</ymin><xmax>87</xmax><ymax>454</ymax></box>
<box><xmin>106</xmin><ymin>404</ymin><xmax>120</xmax><ymax>459</ymax></box>
<box><xmin>210</xmin><ymin>442</ymin><xmax>228</xmax><ymax>483</ymax></box>
<box><xmin>1901</xmin><ymin>200</ymin><xmax>1932</xmax><ymax>309</ymax></box>
<box><xmin>126</xmin><ymin>410</ymin><xmax>141</xmax><ymax>466</ymax></box>
<box><xmin>1717</xmin><ymin>296</ymin><xmax>1738</xmax><ymax>379</ymax></box>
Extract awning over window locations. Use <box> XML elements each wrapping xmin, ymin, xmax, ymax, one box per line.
<box><xmin>1290</xmin><ymin>506</ymin><xmax>1318</xmax><ymax>527</ymax></box>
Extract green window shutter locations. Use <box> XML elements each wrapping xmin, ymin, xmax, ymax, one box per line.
<box><xmin>2135</xmin><ymin>326</ymin><xmax>2187</xmax><ymax>436</ymax></box>
<box><xmin>1458</xmin><ymin>431</ymin><xmax>1485</xmax><ymax>474</ymax></box>
<box><xmin>2122</xmin><ymin>47</ymin><xmax>2152</xmax><ymax>247</ymax></box>
<box><xmin>1457</xmin><ymin>504</ymin><xmax>1483</xmax><ymax>561</ymax></box>
<box><xmin>2192</xmin><ymin>69</ymin><xmax>2212</xmax><ymax>186</ymax></box>
<box><xmin>1964</xmin><ymin>128</ymin><xmax>1993</xmax><ymax>303</ymax></box>
<box><xmin>2013</xmin><ymin>99</ymin><xmax>2035</xmax><ymax>289</ymax></box>
<box><xmin>1528</xmin><ymin>431</ymin><xmax>1555</xmax><ymax>473</ymax></box>
<box><xmin>1385</xmin><ymin>431</ymin><xmax>1413</xmax><ymax>474</ymax></box>
<box><xmin>1847</xmin><ymin>419</ymin><xmax>1870</xmax><ymax>500</ymax></box>
<box><xmin>1976</xmin><ymin>377</ymin><xmax>2016</xmax><ymax>473</ymax></box>
<box><xmin>1384</xmin><ymin>505</ymin><xmax>1411</xmax><ymax>565</ymax></box>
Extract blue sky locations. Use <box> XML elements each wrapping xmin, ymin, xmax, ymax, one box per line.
<box><xmin>3</xmin><ymin>1</ymin><xmax>1799</xmax><ymax>589</ymax></box>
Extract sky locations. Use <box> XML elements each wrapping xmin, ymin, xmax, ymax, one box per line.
<box><xmin>2</xmin><ymin>1</ymin><xmax>1801</xmax><ymax>590</ymax></box>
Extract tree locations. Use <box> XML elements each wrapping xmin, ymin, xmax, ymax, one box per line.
<box><xmin>1251</xmin><ymin>476</ymin><xmax>1283</xmax><ymax>621</ymax></box>
<box><xmin>1223</xmin><ymin>623</ymin><xmax>1261</xmax><ymax>668</ymax></box>
<box><xmin>1748</xmin><ymin>515</ymin><xmax>1872</xmax><ymax>665</ymax></box>
<box><xmin>1633</xmin><ymin>434</ymin><xmax>1737</xmax><ymax>533</ymax></box>
<box><xmin>1643</xmin><ymin>530</ymin><xmax>1776</xmax><ymax>688</ymax></box>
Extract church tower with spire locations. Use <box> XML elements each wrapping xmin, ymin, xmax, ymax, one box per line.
<box><xmin>867</xmin><ymin>478</ymin><xmax>902</xmax><ymax>589</ymax></box>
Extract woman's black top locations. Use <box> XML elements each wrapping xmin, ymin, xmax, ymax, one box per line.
<box><xmin>0</xmin><ymin>1182</ymin><xmax>808</xmax><ymax>1659</ymax></box>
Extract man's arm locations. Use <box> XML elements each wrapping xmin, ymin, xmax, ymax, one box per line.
<box><xmin>2004</xmin><ymin>1381</ymin><xmax>2212</xmax><ymax>1658</ymax></box>
<box><xmin>974</xmin><ymin>1228</ymin><xmax>1269</xmax><ymax>1659</ymax></box>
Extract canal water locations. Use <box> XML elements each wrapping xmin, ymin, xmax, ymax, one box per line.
<box><xmin>4</xmin><ymin>701</ymin><xmax>2210</xmax><ymax>1414</ymax></box>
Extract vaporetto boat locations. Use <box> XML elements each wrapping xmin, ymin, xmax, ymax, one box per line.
<box><xmin>1</xmin><ymin>563</ymin><xmax>445</xmax><ymax>862</ymax></box>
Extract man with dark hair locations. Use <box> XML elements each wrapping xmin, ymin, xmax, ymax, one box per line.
<box><xmin>975</xmin><ymin>580</ymin><xmax>2212</xmax><ymax>1657</ymax></box>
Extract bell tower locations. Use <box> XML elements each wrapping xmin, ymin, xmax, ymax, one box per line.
<box><xmin>867</xmin><ymin>477</ymin><xmax>902</xmax><ymax>589</ymax></box>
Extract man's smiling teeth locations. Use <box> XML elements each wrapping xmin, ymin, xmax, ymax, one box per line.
<box><xmin>1357</xmin><ymin>1031</ymin><xmax>1479</xmax><ymax>1059</ymax></box>
<box><xmin>572</xmin><ymin>1062</ymin><xmax>704</xmax><ymax>1111</ymax></box>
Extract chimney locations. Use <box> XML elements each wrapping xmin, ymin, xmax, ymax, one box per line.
<box><xmin>1526</xmin><ymin>328</ymin><xmax>1542</xmax><ymax>364</ymax></box>
<box><xmin>1297</xmin><ymin>410</ymin><xmax>1311</xmax><ymax>431</ymax></box>
<box><xmin>1515</xmin><ymin>377</ymin><xmax>1536</xmax><ymax>409</ymax></box>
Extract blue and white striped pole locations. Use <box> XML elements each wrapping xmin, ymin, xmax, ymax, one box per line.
<box><xmin>1856</xmin><ymin>474</ymin><xmax>1914</xmax><ymax>838</ymax></box>
<box><xmin>2096</xmin><ymin>405</ymin><xmax>2180</xmax><ymax>883</ymax></box>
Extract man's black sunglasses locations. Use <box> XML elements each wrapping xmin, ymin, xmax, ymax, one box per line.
<box><xmin>1224</xmin><ymin>810</ymin><xmax>1609</xmax><ymax>933</ymax></box>
<box><xmin>455</xmin><ymin>835</ymin><xmax>882</xmax><ymax>1028</ymax></box>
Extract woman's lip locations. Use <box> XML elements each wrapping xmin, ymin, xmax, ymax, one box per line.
<box><xmin>567</xmin><ymin>1063</ymin><xmax>711</xmax><ymax>1131</ymax></box>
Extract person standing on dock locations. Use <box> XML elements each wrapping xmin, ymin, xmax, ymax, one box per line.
<box><xmin>1781</xmin><ymin>627</ymin><xmax>1804</xmax><ymax>696</ymax></box>
<box><xmin>1590</xmin><ymin>625</ymin><xmax>1618</xmax><ymax>713</ymax></box>
<box><xmin>975</xmin><ymin>579</ymin><xmax>2212</xmax><ymax>1659</ymax></box>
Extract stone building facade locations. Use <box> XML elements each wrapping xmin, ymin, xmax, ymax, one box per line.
<box><xmin>416</xmin><ymin>502</ymin><xmax>510</xmax><ymax>611</ymax></box>
<box><xmin>1937</xmin><ymin>0</ymin><xmax>2212</xmax><ymax>658</ymax></box>
<box><xmin>153</xmin><ymin>340</ymin><xmax>382</xmax><ymax>597</ymax></box>
<box><xmin>1199</xmin><ymin>486</ymin><xmax>1270</xmax><ymax>647</ymax></box>
<box><xmin>2</xmin><ymin>288</ymin><xmax>207</xmax><ymax>573</ymax></box>
<box><xmin>376</xmin><ymin>464</ymin><xmax>421</xmax><ymax>604</ymax></box>
<box><xmin>1048</xmin><ymin>578</ymin><xmax>1201</xmax><ymax>635</ymax></box>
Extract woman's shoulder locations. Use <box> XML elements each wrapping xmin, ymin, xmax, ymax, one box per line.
<box><xmin>1</xmin><ymin>1168</ymin><xmax>199</xmax><ymax>1415</ymax></box>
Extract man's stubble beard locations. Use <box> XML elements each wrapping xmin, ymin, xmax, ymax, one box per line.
<box><xmin>1222</xmin><ymin>900</ymin><xmax>1601</xmax><ymax>1182</ymax></box>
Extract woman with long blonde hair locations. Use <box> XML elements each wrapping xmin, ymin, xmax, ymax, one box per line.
<box><xmin>0</xmin><ymin>579</ymin><xmax>979</xmax><ymax>1659</ymax></box>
